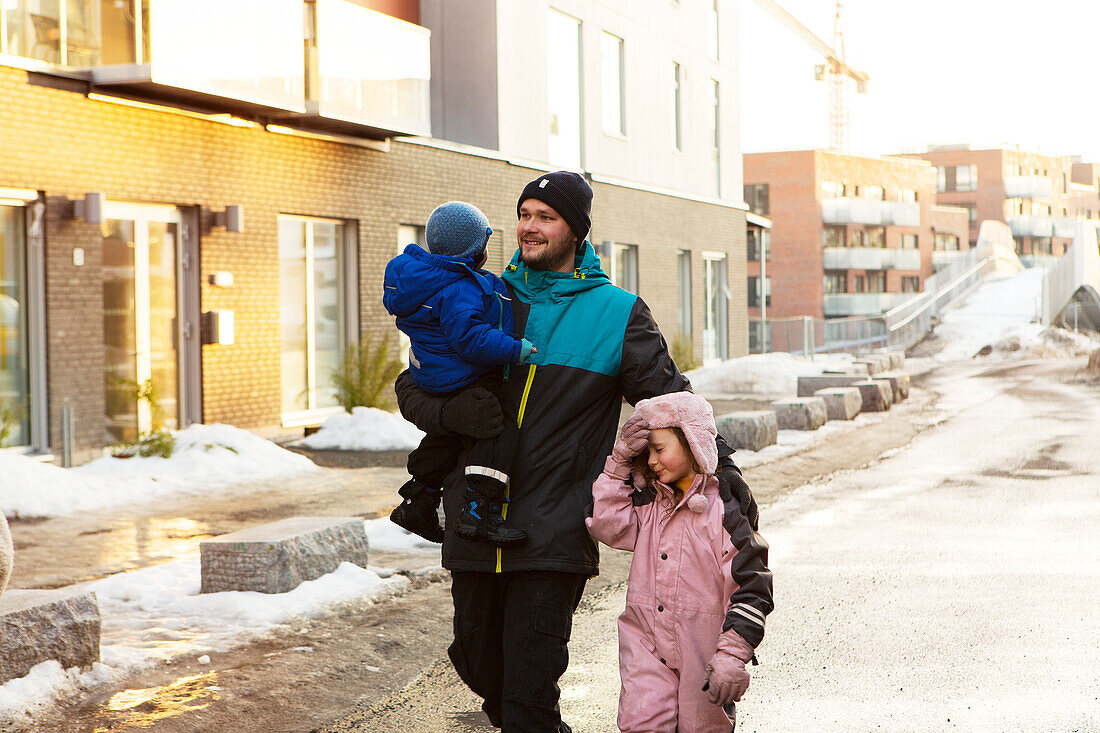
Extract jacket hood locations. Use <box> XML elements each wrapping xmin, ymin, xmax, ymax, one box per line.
<box><xmin>385</xmin><ymin>244</ymin><xmax>490</xmax><ymax>317</ymax></box>
<box><xmin>502</xmin><ymin>241</ymin><xmax>611</xmax><ymax>300</ymax></box>
<box><xmin>632</xmin><ymin>392</ymin><xmax>718</xmax><ymax>477</ymax></box>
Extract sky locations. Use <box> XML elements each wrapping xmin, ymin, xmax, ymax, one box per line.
<box><xmin>737</xmin><ymin>0</ymin><xmax>1100</xmax><ymax>162</ymax></box>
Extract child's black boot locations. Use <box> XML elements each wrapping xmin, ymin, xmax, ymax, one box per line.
<box><xmin>389</xmin><ymin>479</ymin><xmax>444</xmax><ymax>543</ymax></box>
<box><xmin>455</xmin><ymin>490</ymin><xmax>526</xmax><ymax>547</ymax></box>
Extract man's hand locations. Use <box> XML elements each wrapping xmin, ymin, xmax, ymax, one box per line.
<box><xmin>440</xmin><ymin>388</ymin><xmax>505</xmax><ymax>439</ymax></box>
<box><xmin>717</xmin><ymin>464</ymin><xmax>759</xmax><ymax>531</ymax></box>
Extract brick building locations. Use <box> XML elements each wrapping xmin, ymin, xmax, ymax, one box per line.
<box><xmin>742</xmin><ymin>150</ymin><xmax>969</xmax><ymax>328</ymax></box>
<box><xmin>0</xmin><ymin>0</ymin><xmax>747</xmax><ymax>463</ymax></box>
<box><xmin>904</xmin><ymin>146</ymin><xmax>1100</xmax><ymax>264</ymax></box>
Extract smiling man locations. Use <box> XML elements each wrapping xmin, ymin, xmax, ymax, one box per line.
<box><xmin>394</xmin><ymin>171</ymin><xmax>760</xmax><ymax>732</ymax></box>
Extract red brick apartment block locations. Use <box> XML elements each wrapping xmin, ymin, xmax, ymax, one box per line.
<box><xmin>904</xmin><ymin>147</ymin><xmax>1100</xmax><ymax>259</ymax></box>
<box><xmin>743</xmin><ymin>150</ymin><xmax>967</xmax><ymax>322</ymax></box>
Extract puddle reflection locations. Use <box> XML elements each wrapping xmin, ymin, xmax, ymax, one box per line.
<box><xmin>93</xmin><ymin>672</ymin><xmax>220</xmax><ymax>730</ymax></box>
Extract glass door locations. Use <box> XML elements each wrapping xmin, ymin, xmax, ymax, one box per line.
<box><xmin>703</xmin><ymin>252</ymin><xmax>729</xmax><ymax>365</ymax></box>
<box><xmin>102</xmin><ymin>205</ymin><xmax>180</xmax><ymax>443</ymax></box>
<box><xmin>0</xmin><ymin>204</ymin><xmax>28</xmax><ymax>447</ymax></box>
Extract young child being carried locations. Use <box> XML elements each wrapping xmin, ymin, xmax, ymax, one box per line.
<box><xmin>587</xmin><ymin>391</ymin><xmax>774</xmax><ymax>732</ymax></box>
<box><xmin>383</xmin><ymin>201</ymin><xmax>533</xmax><ymax>548</ymax></box>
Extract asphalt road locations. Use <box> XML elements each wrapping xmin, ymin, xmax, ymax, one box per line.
<box><xmin>329</xmin><ymin>359</ymin><xmax>1100</xmax><ymax>732</ymax></box>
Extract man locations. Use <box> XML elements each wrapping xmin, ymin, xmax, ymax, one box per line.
<box><xmin>395</xmin><ymin>171</ymin><xmax>763</xmax><ymax>732</ymax></box>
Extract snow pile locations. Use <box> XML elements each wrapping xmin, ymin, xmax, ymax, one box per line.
<box><xmin>0</xmin><ymin>424</ymin><xmax>317</xmax><ymax>519</ymax></box>
<box><xmin>298</xmin><ymin>407</ymin><xmax>425</xmax><ymax>451</ymax></box>
<box><xmin>0</xmin><ymin>558</ymin><xmax>409</xmax><ymax>728</ymax></box>
<box><xmin>363</xmin><ymin>517</ymin><xmax>441</xmax><ymax>554</ymax></box>
<box><xmin>932</xmin><ymin>268</ymin><xmax>1044</xmax><ymax>361</ymax></box>
<box><xmin>687</xmin><ymin>352</ymin><xmax>861</xmax><ymax>396</ymax></box>
<box><xmin>982</xmin><ymin>326</ymin><xmax>1099</xmax><ymax>361</ymax></box>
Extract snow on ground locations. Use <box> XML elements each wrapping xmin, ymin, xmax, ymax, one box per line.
<box><xmin>0</xmin><ymin>555</ymin><xmax>411</xmax><ymax>728</ymax></box>
<box><xmin>687</xmin><ymin>352</ymin><xmax>862</xmax><ymax>397</ymax></box>
<box><xmin>297</xmin><ymin>406</ymin><xmax>424</xmax><ymax>451</ymax></box>
<box><xmin>931</xmin><ymin>267</ymin><xmax>1099</xmax><ymax>361</ymax></box>
<box><xmin>0</xmin><ymin>424</ymin><xmax>318</xmax><ymax>519</ymax></box>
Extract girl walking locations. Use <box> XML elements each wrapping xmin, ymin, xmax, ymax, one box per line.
<box><xmin>587</xmin><ymin>392</ymin><xmax>773</xmax><ymax>732</ymax></box>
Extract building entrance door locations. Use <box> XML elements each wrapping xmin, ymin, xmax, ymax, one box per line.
<box><xmin>101</xmin><ymin>204</ymin><xmax>188</xmax><ymax>444</ymax></box>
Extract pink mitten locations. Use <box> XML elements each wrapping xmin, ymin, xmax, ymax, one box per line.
<box><xmin>606</xmin><ymin>413</ymin><xmax>650</xmax><ymax>478</ymax></box>
<box><xmin>704</xmin><ymin>631</ymin><xmax>754</xmax><ymax>706</ymax></box>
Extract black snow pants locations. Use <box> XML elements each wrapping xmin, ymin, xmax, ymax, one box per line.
<box><xmin>449</xmin><ymin>570</ymin><xmax>588</xmax><ymax>732</ymax></box>
<box><xmin>405</xmin><ymin>372</ymin><xmax>519</xmax><ymax>500</ymax></box>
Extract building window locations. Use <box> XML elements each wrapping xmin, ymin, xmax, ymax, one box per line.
<box><xmin>747</xmin><ymin>227</ymin><xmax>770</xmax><ymax>261</ymax></box>
<box><xmin>899</xmin><ymin>189</ymin><xmax>917</xmax><ymax>203</ymax></box>
<box><xmin>744</xmin><ymin>184</ymin><xmax>769</xmax><ymax>216</ymax></box>
<box><xmin>395</xmin><ymin>225</ymin><xmax>427</xmax><ymax>366</ymax></box>
<box><xmin>707</xmin><ymin>0</ymin><xmax>719</xmax><ymax>60</ymax></box>
<box><xmin>864</xmin><ymin>185</ymin><xmax>885</xmax><ymax>200</ymax></box>
<box><xmin>901</xmin><ymin>276</ymin><xmax>920</xmax><ymax>293</ymax></box>
<box><xmin>547</xmin><ymin>9</ymin><xmax>583</xmax><ymax>168</ymax></box>
<box><xmin>936</xmin><ymin>167</ymin><xmax>947</xmax><ymax>193</ymax></box>
<box><xmin>849</xmin><ymin>229</ymin><xmax>865</xmax><ymax>248</ymax></box>
<box><xmin>934</xmin><ymin>233</ymin><xmax>960</xmax><ymax>251</ymax></box>
<box><xmin>747</xmin><ymin>276</ymin><xmax>771</xmax><ymax>308</ymax></box>
<box><xmin>601</xmin><ymin>32</ymin><xmax>626</xmax><ymax>136</ymax></box>
<box><xmin>853</xmin><ymin>274</ymin><xmax>866</xmax><ymax>293</ymax></box>
<box><xmin>678</xmin><ymin>250</ymin><xmax>692</xmax><ymax>338</ymax></box>
<box><xmin>703</xmin><ymin>253</ymin><xmax>728</xmax><ymax>364</ymax></box>
<box><xmin>821</xmin><ymin>180</ymin><xmax>840</xmax><ymax>198</ymax></box>
<box><xmin>961</xmin><ymin>203</ymin><xmax>977</xmax><ymax>224</ymax></box>
<box><xmin>0</xmin><ymin>0</ymin><xmax>140</xmax><ymax>66</ymax></box>
<box><xmin>596</xmin><ymin>241</ymin><xmax>639</xmax><ymax>293</ymax></box>
<box><xmin>867</xmin><ymin>227</ymin><xmax>886</xmax><ymax>248</ymax></box>
<box><xmin>823</xmin><ymin>226</ymin><xmax>845</xmax><ymax>247</ymax></box>
<box><xmin>0</xmin><ymin>204</ymin><xmax>29</xmax><ymax>447</ymax></box>
<box><xmin>942</xmin><ymin>164</ymin><xmax>978</xmax><ymax>193</ymax></box>
<box><xmin>279</xmin><ymin>216</ymin><xmax>354</xmax><ymax>419</ymax></box>
<box><xmin>1034</xmin><ymin>237</ymin><xmax>1053</xmax><ymax>255</ymax></box>
<box><xmin>671</xmin><ymin>61</ymin><xmax>682</xmax><ymax>151</ymax></box>
<box><xmin>710</xmin><ymin>79</ymin><xmax>721</xmax><ymax>195</ymax></box>
<box><xmin>867</xmin><ymin>271</ymin><xmax>886</xmax><ymax>294</ymax></box>
<box><xmin>901</xmin><ymin>233</ymin><xmax>918</xmax><ymax>249</ymax></box>
<box><xmin>824</xmin><ymin>271</ymin><xmax>846</xmax><ymax>294</ymax></box>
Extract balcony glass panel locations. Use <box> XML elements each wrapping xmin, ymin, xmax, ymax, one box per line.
<box><xmin>1005</xmin><ymin>176</ymin><xmax>1053</xmax><ymax>199</ymax></box>
<box><xmin>823</xmin><ymin>293</ymin><xmax>910</xmax><ymax>317</ymax></box>
<box><xmin>314</xmin><ymin>0</ymin><xmax>430</xmax><ymax>136</ymax></box>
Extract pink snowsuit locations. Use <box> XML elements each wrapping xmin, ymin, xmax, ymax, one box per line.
<box><xmin>587</xmin><ymin>393</ymin><xmax>766</xmax><ymax>732</ymax></box>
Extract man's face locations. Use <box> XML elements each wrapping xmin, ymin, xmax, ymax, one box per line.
<box><xmin>517</xmin><ymin>198</ymin><xmax>577</xmax><ymax>273</ymax></box>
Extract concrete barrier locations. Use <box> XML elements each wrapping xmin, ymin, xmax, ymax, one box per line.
<box><xmin>813</xmin><ymin>387</ymin><xmax>863</xmax><ymax>420</ymax></box>
<box><xmin>823</xmin><ymin>363</ymin><xmax>869</xmax><ymax>376</ymax></box>
<box><xmin>715</xmin><ymin>411</ymin><xmax>778</xmax><ymax>451</ymax></box>
<box><xmin>200</xmin><ymin>517</ymin><xmax>369</xmax><ymax>594</ymax></box>
<box><xmin>851</xmin><ymin>381</ymin><xmax>891</xmax><ymax>411</ymax></box>
<box><xmin>0</xmin><ymin>589</ymin><xmax>101</xmax><ymax>684</ymax></box>
<box><xmin>771</xmin><ymin>397</ymin><xmax>828</xmax><ymax>430</ymax></box>
<box><xmin>852</xmin><ymin>356</ymin><xmax>889</xmax><ymax>375</ymax></box>
<box><xmin>878</xmin><ymin>372</ymin><xmax>910</xmax><ymax>401</ymax></box>
<box><xmin>797</xmin><ymin>374</ymin><xmax>865</xmax><ymax>397</ymax></box>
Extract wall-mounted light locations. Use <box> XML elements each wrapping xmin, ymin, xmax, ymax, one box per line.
<box><xmin>70</xmin><ymin>193</ymin><xmax>105</xmax><ymax>224</ymax></box>
<box><xmin>208</xmin><ymin>271</ymin><xmax>234</xmax><ymax>287</ymax></box>
<box><xmin>212</xmin><ymin>205</ymin><xmax>244</xmax><ymax>233</ymax></box>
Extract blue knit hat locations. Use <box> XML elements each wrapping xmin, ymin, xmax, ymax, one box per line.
<box><xmin>426</xmin><ymin>202</ymin><xmax>493</xmax><ymax>260</ymax></box>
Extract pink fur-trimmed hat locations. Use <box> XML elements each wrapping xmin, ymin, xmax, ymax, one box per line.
<box><xmin>632</xmin><ymin>391</ymin><xmax>718</xmax><ymax>476</ymax></box>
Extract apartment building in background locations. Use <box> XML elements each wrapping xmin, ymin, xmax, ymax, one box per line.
<box><xmin>742</xmin><ymin>150</ymin><xmax>970</xmax><ymax>330</ymax></box>
<box><xmin>0</xmin><ymin>0</ymin><xmax>747</xmax><ymax>463</ymax></box>
<box><xmin>904</xmin><ymin>146</ymin><xmax>1100</xmax><ymax>265</ymax></box>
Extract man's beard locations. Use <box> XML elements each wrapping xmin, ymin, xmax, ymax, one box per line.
<box><xmin>520</xmin><ymin>236</ymin><xmax>575</xmax><ymax>271</ymax></box>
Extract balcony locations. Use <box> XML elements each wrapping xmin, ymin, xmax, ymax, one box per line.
<box><xmin>822</xmin><ymin>198</ymin><xmax>920</xmax><ymax>227</ymax></box>
<box><xmin>824</xmin><ymin>293</ymin><xmax>911</xmax><ymax>317</ymax></box>
<box><xmin>272</xmin><ymin>0</ymin><xmax>431</xmax><ymax>138</ymax></box>
<box><xmin>823</xmin><ymin>247</ymin><xmax>921</xmax><ymax>271</ymax></box>
<box><xmin>1004</xmin><ymin>176</ymin><xmax>1053</xmax><ymax>199</ymax></box>
<box><xmin>90</xmin><ymin>0</ymin><xmax>306</xmax><ymax>114</ymax></box>
<box><xmin>1008</xmin><ymin>216</ymin><xmax>1077</xmax><ymax>239</ymax></box>
<box><xmin>932</xmin><ymin>250</ymin><xmax>967</xmax><ymax>270</ymax></box>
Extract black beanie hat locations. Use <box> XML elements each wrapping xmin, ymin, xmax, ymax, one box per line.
<box><xmin>517</xmin><ymin>171</ymin><xmax>593</xmax><ymax>248</ymax></box>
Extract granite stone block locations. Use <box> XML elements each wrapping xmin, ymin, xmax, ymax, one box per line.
<box><xmin>0</xmin><ymin>589</ymin><xmax>101</xmax><ymax>684</ymax></box>
<box><xmin>813</xmin><ymin>387</ymin><xmax>863</xmax><ymax>420</ymax></box>
<box><xmin>200</xmin><ymin>517</ymin><xmax>369</xmax><ymax>594</ymax></box>
<box><xmin>771</xmin><ymin>398</ymin><xmax>828</xmax><ymax>430</ymax></box>
<box><xmin>797</xmin><ymin>374</ymin><xmax>865</xmax><ymax>397</ymax></box>
<box><xmin>852</xmin><ymin>381</ymin><xmax>891</xmax><ymax>411</ymax></box>
<box><xmin>715</xmin><ymin>411</ymin><xmax>778</xmax><ymax>452</ymax></box>
<box><xmin>878</xmin><ymin>372</ymin><xmax>910</xmax><ymax>401</ymax></box>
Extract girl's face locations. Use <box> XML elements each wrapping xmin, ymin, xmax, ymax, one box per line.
<box><xmin>646</xmin><ymin>428</ymin><xmax>697</xmax><ymax>485</ymax></box>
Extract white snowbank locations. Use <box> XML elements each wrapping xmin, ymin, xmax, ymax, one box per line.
<box><xmin>0</xmin><ymin>424</ymin><xmax>318</xmax><ymax>519</ymax></box>
<box><xmin>0</xmin><ymin>557</ymin><xmax>409</xmax><ymax>728</ymax></box>
<box><xmin>932</xmin><ymin>267</ymin><xmax>1099</xmax><ymax>361</ymax></box>
<box><xmin>687</xmin><ymin>352</ymin><xmax>862</xmax><ymax>396</ymax></box>
<box><xmin>363</xmin><ymin>517</ymin><xmax>441</xmax><ymax>554</ymax></box>
<box><xmin>298</xmin><ymin>407</ymin><xmax>425</xmax><ymax>451</ymax></box>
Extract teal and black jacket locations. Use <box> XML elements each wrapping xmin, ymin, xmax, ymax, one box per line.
<box><xmin>396</xmin><ymin>242</ymin><xmax>730</xmax><ymax>575</ymax></box>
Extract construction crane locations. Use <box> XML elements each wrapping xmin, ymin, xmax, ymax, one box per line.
<box><xmin>750</xmin><ymin>0</ymin><xmax>869</xmax><ymax>152</ymax></box>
